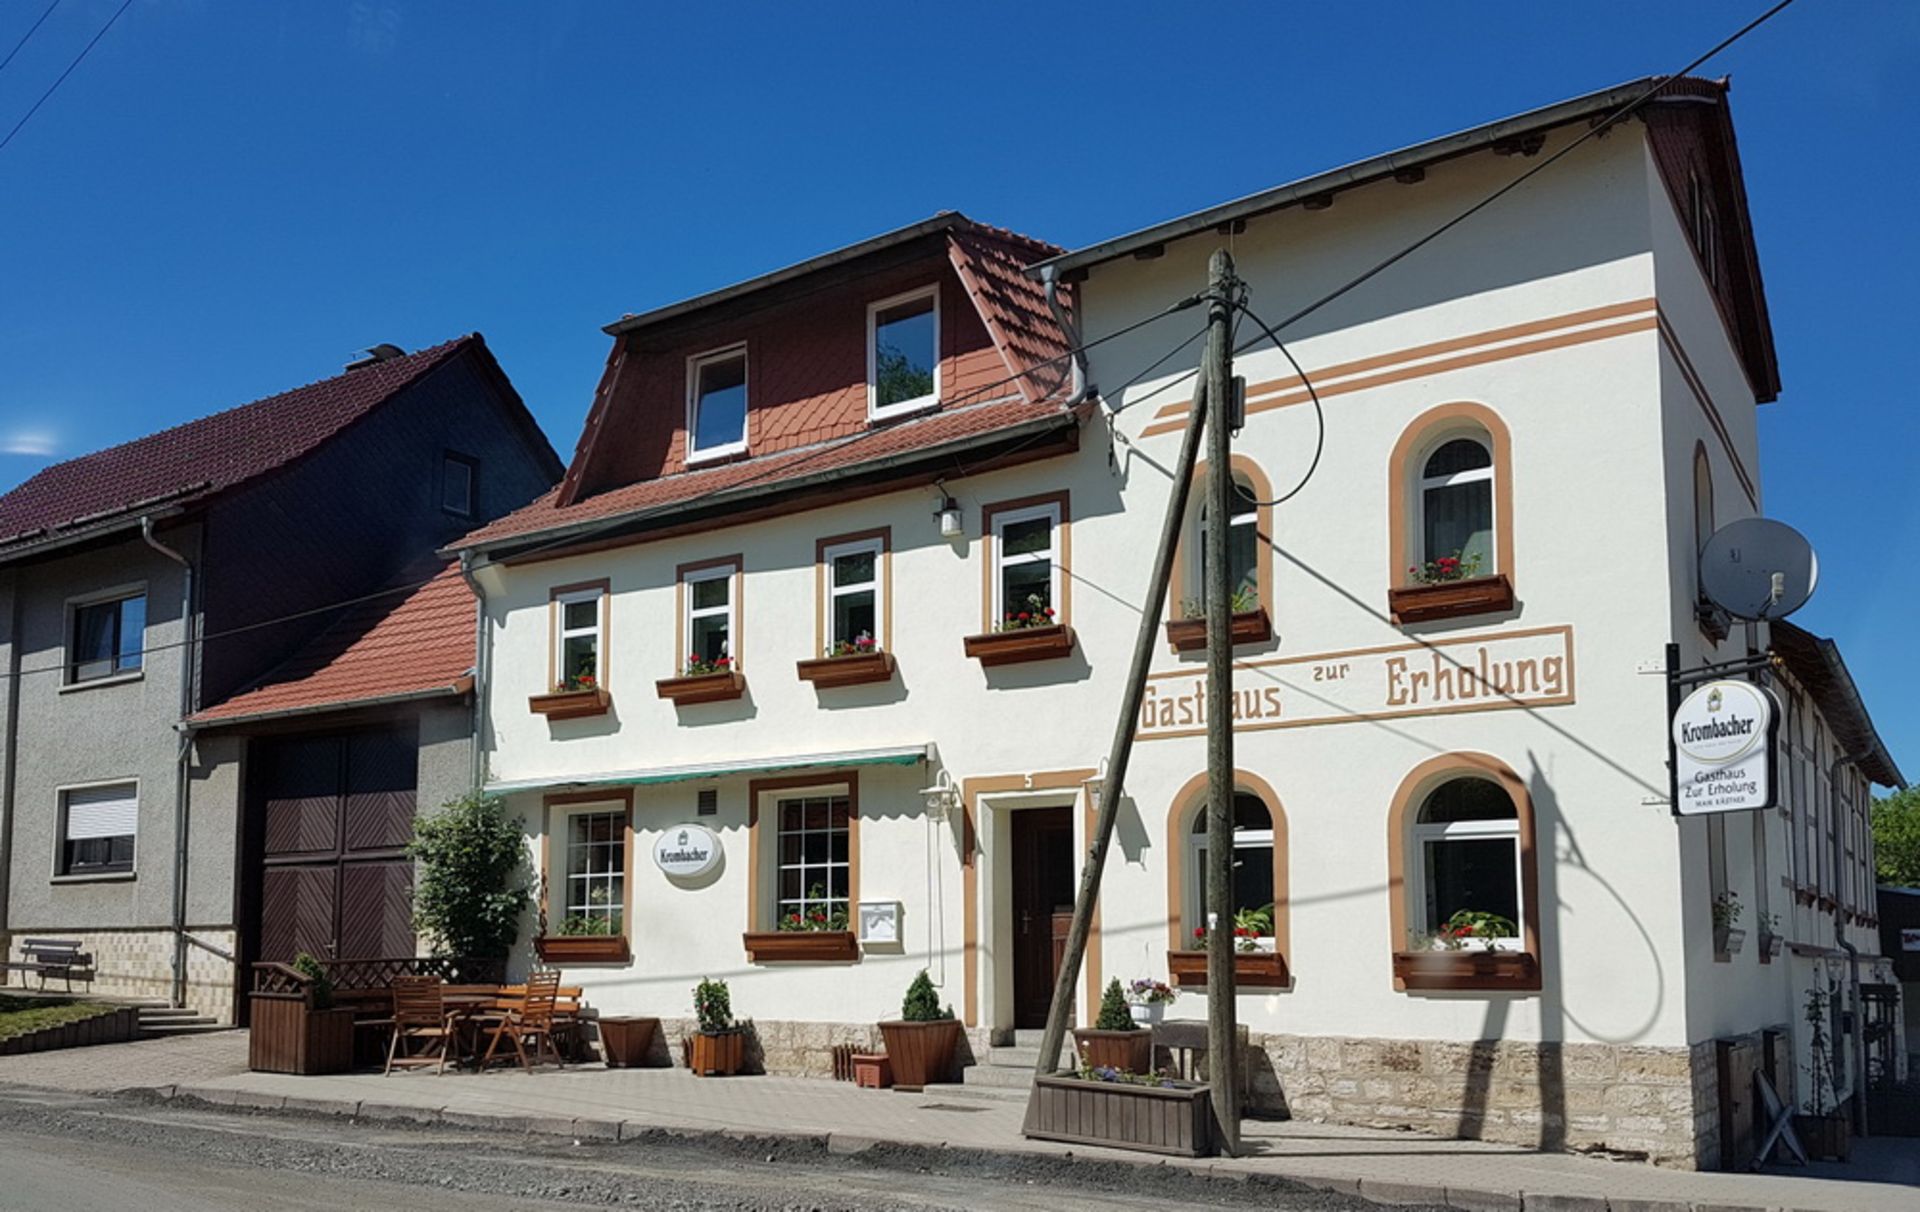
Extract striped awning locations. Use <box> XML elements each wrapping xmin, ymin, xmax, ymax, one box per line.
<box><xmin>483</xmin><ymin>744</ymin><xmax>933</xmax><ymax>797</ymax></box>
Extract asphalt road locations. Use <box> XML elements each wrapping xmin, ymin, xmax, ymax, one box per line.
<box><xmin>0</xmin><ymin>1085</ymin><xmax>1425</xmax><ymax>1212</ymax></box>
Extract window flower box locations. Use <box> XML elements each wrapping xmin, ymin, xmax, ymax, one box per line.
<box><xmin>741</xmin><ymin>930</ymin><xmax>858</xmax><ymax>963</ymax></box>
<box><xmin>1391</xmin><ymin>948</ymin><xmax>1539</xmax><ymax>991</ymax></box>
<box><xmin>1387</xmin><ymin>573</ymin><xmax>1514</xmax><ymax>624</ymax></box>
<box><xmin>1164</xmin><ymin>607</ymin><xmax>1272</xmax><ymax>652</ymax></box>
<box><xmin>1164</xmin><ymin>949</ymin><xmax>1289</xmax><ymax>989</ymax></box>
<box><xmin>656</xmin><ymin>670</ymin><xmax>745</xmax><ymax>705</ymax></box>
<box><xmin>963</xmin><ymin>623</ymin><xmax>1075</xmax><ymax>668</ymax></box>
<box><xmin>795</xmin><ymin>650</ymin><xmax>895</xmax><ymax>689</ymax></box>
<box><xmin>534</xmin><ymin>934</ymin><xmax>631</xmax><ymax>964</ymax></box>
<box><xmin>528</xmin><ymin>686</ymin><xmax>611</xmax><ymax>720</ymax></box>
<box><xmin>1025</xmin><ymin>1072</ymin><xmax>1215</xmax><ymax>1158</ymax></box>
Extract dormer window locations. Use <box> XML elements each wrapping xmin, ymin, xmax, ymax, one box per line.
<box><xmin>868</xmin><ymin>287</ymin><xmax>940</xmax><ymax>421</ymax></box>
<box><xmin>687</xmin><ymin>346</ymin><xmax>748</xmax><ymax>462</ymax></box>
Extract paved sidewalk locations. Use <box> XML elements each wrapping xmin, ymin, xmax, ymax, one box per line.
<box><xmin>1</xmin><ymin>1032</ymin><xmax>1912</xmax><ymax>1212</ymax></box>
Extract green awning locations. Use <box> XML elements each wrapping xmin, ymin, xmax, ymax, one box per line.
<box><xmin>484</xmin><ymin>744</ymin><xmax>932</xmax><ymax>797</ymax></box>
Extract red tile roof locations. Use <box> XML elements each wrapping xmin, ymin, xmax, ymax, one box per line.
<box><xmin>0</xmin><ymin>337</ymin><xmax>480</xmax><ymax>552</ymax></box>
<box><xmin>191</xmin><ymin>561</ymin><xmax>475</xmax><ymax>725</ymax></box>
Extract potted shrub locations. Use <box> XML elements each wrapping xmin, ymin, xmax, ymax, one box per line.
<box><xmin>688</xmin><ymin>977</ymin><xmax>748</xmax><ymax>1076</ymax></box>
<box><xmin>1074</xmin><ymin>978</ymin><xmax>1152</xmax><ymax>1074</ymax></box>
<box><xmin>878</xmin><ymin>970</ymin><xmax>962</xmax><ymax>1091</ymax></box>
<box><xmin>1712</xmin><ymin>891</ymin><xmax>1747</xmax><ymax>956</ymax></box>
<box><xmin>247</xmin><ymin>951</ymin><xmax>357</xmax><ymax>1076</ymax></box>
<box><xmin>1795</xmin><ymin>986</ymin><xmax>1851</xmax><ymax>1160</ymax></box>
<box><xmin>1125</xmin><ymin>978</ymin><xmax>1177</xmax><ymax>1027</ymax></box>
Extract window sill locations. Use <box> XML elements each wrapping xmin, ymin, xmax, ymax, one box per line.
<box><xmin>685</xmin><ymin>445</ymin><xmax>748</xmax><ymax>468</ymax></box>
<box><xmin>1165</xmin><ymin>948</ymin><xmax>1289</xmax><ymax>989</ymax></box>
<box><xmin>528</xmin><ymin>687</ymin><xmax>611</xmax><ymax>720</ymax></box>
<box><xmin>1164</xmin><ymin>608</ymin><xmax>1272</xmax><ymax>653</ymax></box>
<box><xmin>58</xmin><ymin>671</ymin><xmax>144</xmax><ymax>695</ymax></box>
<box><xmin>963</xmin><ymin>624</ymin><xmax>1075</xmax><ymax>668</ymax></box>
<box><xmin>1391</xmin><ymin>948</ymin><xmax>1539</xmax><ymax>992</ymax></box>
<box><xmin>868</xmin><ymin>397</ymin><xmax>940</xmax><ymax>425</ymax></box>
<box><xmin>742</xmin><ymin>930</ymin><xmax>859</xmax><ymax>963</ymax></box>
<box><xmin>657</xmin><ymin>670</ymin><xmax>745</xmax><ymax>705</ymax></box>
<box><xmin>796</xmin><ymin>651</ymin><xmax>895</xmax><ymax>689</ymax></box>
<box><xmin>1387</xmin><ymin>574</ymin><xmax>1514</xmax><ymax>625</ymax></box>
<box><xmin>533</xmin><ymin>935</ymin><xmax>630</xmax><ymax>964</ymax></box>
<box><xmin>51</xmin><ymin>870</ymin><xmax>136</xmax><ymax>884</ymax></box>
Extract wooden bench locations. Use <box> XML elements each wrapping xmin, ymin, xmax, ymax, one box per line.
<box><xmin>0</xmin><ymin>938</ymin><xmax>95</xmax><ymax>992</ymax></box>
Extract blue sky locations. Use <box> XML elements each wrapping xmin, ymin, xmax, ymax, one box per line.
<box><xmin>0</xmin><ymin>2</ymin><xmax>1913</xmax><ymax>777</ymax></box>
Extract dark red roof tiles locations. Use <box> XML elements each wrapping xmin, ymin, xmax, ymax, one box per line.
<box><xmin>0</xmin><ymin>337</ymin><xmax>478</xmax><ymax>548</ymax></box>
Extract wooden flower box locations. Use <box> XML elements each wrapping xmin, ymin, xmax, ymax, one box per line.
<box><xmin>1073</xmin><ymin>1027</ymin><xmax>1153</xmax><ymax>1074</ymax></box>
<box><xmin>795</xmin><ymin>651</ymin><xmax>895</xmax><ymax>689</ymax></box>
<box><xmin>1165</xmin><ymin>949</ymin><xmax>1289</xmax><ymax>989</ymax></box>
<box><xmin>656</xmin><ymin>670</ymin><xmax>745</xmax><ymax>705</ymax></box>
<box><xmin>1025</xmin><ymin>1072</ymin><xmax>1215</xmax><ymax>1157</ymax></box>
<box><xmin>689</xmin><ymin>1028</ymin><xmax>747</xmax><ymax>1077</ymax></box>
<box><xmin>534</xmin><ymin>934</ymin><xmax>631</xmax><ymax>964</ymax></box>
<box><xmin>741</xmin><ymin>930</ymin><xmax>859</xmax><ymax>963</ymax></box>
<box><xmin>1387</xmin><ymin>574</ymin><xmax>1514</xmax><ymax>624</ymax></box>
<box><xmin>1391</xmin><ymin>948</ymin><xmax>1539</xmax><ymax>992</ymax></box>
<box><xmin>878</xmin><ymin>1018</ymin><xmax>962</xmax><ymax>1091</ymax></box>
<box><xmin>1163</xmin><ymin>608</ymin><xmax>1273</xmax><ymax>652</ymax></box>
<box><xmin>1794</xmin><ymin>1112</ymin><xmax>1851</xmax><ymax>1161</ymax></box>
<box><xmin>528</xmin><ymin>687</ymin><xmax>611</xmax><ymax>720</ymax></box>
<box><xmin>247</xmin><ymin>997</ymin><xmax>357</xmax><ymax>1076</ymax></box>
<box><xmin>963</xmin><ymin>624</ymin><xmax>1075</xmax><ymax>668</ymax></box>
<box><xmin>596</xmin><ymin>1016</ymin><xmax>659</xmax><ymax>1068</ymax></box>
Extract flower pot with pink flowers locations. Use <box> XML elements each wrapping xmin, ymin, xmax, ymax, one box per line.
<box><xmin>657</xmin><ymin>653</ymin><xmax>745</xmax><ymax>704</ymax></box>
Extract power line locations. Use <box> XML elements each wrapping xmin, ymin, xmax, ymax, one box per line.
<box><xmin>0</xmin><ymin>0</ymin><xmax>133</xmax><ymax>155</ymax></box>
<box><xmin>0</xmin><ymin>0</ymin><xmax>62</xmax><ymax>77</ymax></box>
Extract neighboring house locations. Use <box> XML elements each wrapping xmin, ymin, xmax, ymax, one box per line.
<box><xmin>451</xmin><ymin>80</ymin><xmax>1898</xmax><ymax>1169</ymax></box>
<box><xmin>0</xmin><ymin>337</ymin><xmax>562</xmax><ymax>1021</ymax></box>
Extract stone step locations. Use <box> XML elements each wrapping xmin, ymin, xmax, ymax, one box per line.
<box><xmin>139</xmin><ymin>1020</ymin><xmax>228</xmax><ymax>1036</ymax></box>
<box><xmin>920</xmin><ymin>1081</ymin><xmax>1027</xmax><ymax>1105</ymax></box>
<box><xmin>985</xmin><ymin>1043</ymin><xmax>1069</xmax><ymax>1069</ymax></box>
<box><xmin>136</xmin><ymin>1006</ymin><xmax>203</xmax><ymax>1019</ymax></box>
<box><xmin>960</xmin><ymin>1061</ymin><xmax>1037</xmax><ymax>1090</ymax></box>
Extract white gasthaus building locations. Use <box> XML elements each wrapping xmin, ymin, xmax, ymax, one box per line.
<box><xmin>453</xmin><ymin>77</ymin><xmax>1903</xmax><ymax>1169</ymax></box>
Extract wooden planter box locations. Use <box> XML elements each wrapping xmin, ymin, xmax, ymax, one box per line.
<box><xmin>795</xmin><ymin>651</ymin><xmax>895</xmax><ymax>689</ymax></box>
<box><xmin>1074</xmin><ymin>1027</ymin><xmax>1153</xmax><ymax>1074</ymax></box>
<box><xmin>852</xmin><ymin>1052</ymin><xmax>892</xmax><ymax>1089</ymax></box>
<box><xmin>1165</xmin><ymin>949</ymin><xmax>1289</xmax><ymax>989</ymax></box>
<box><xmin>596</xmin><ymin>1016</ymin><xmax>658</xmax><ymax>1068</ymax></box>
<box><xmin>534</xmin><ymin>934</ymin><xmax>631</xmax><ymax>964</ymax></box>
<box><xmin>528</xmin><ymin>686</ymin><xmax>611</xmax><ymax>720</ymax></box>
<box><xmin>1794</xmin><ymin>1112</ymin><xmax>1851</xmax><ymax>1161</ymax></box>
<box><xmin>963</xmin><ymin>624</ymin><xmax>1075</xmax><ymax>668</ymax></box>
<box><xmin>689</xmin><ymin>1028</ymin><xmax>747</xmax><ymax>1077</ymax></box>
<box><xmin>878</xmin><ymin>1018</ymin><xmax>962</xmax><ymax>1090</ymax></box>
<box><xmin>1164</xmin><ymin>608</ymin><xmax>1272</xmax><ymax>652</ymax></box>
<box><xmin>656</xmin><ymin>670</ymin><xmax>745</xmax><ymax>705</ymax></box>
<box><xmin>1387</xmin><ymin>574</ymin><xmax>1514</xmax><ymax>624</ymax></box>
<box><xmin>1392</xmin><ymin>949</ymin><xmax>1540</xmax><ymax>992</ymax></box>
<box><xmin>1025</xmin><ymin>1072</ymin><xmax>1214</xmax><ymax>1157</ymax></box>
<box><xmin>247</xmin><ymin>997</ymin><xmax>357</xmax><ymax>1075</ymax></box>
<box><xmin>742</xmin><ymin>930</ymin><xmax>859</xmax><ymax>963</ymax></box>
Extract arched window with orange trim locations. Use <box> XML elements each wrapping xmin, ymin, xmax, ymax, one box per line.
<box><xmin>1162</xmin><ymin>771</ymin><xmax>1290</xmax><ymax>987</ymax></box>
<box><xmin>1387</xmin><ymin>403</ymin><xmax>1516</xmax><ymax>625</ymax></box>
<box><xmin>1166</xmin><ymin>456</ymin><xmax>1275</xmax><ymax>650</ymax></box>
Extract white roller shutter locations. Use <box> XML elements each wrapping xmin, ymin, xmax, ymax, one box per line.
<box><xmin>65</xmin><ymin>783</ymin><xmax>137</xmax><ymax>840</ymax></box>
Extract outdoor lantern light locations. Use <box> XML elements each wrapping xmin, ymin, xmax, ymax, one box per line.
<box><xmin>918</xmin><ymin>770</ymin><xmax>959</xmax><ymax>822</ymax></box>
<box><xmin>935</xmin><ymin>493</ymin><xmax>963</xmax><ymax>540</ymax></box>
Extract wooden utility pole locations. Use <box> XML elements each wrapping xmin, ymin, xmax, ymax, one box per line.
<box><xmin>1201</xmin><ymin>248</ymin><xmax>1242</xmax><ymax>1154</ymax></box>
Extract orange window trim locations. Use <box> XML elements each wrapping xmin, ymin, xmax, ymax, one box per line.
<box><xmin>978</xmin><ymin>490</ymin><xmax>1072</xmax><ymax>633</ymax></box>
<box><xmin>745</xmin><ymin>771</ymin><xmax>861</xmax><ymax>936</ymax></box>
<box><xmin>1167</xmin><ymin>454</ymin><xmax>1274</xmax><ymax>634</ymax></box>
<box><xmin>1162</xmin><ymin>770</ymin><xmax>1291</xmax><ymax>966</ymax></box>
<box><xmin>547</xmin><ymin>578</ymin><xmax>611</xmax><ymax>691</ymax></box>
<box><xmin>1386</xmin><ymin>402</ymin><xmax>1515</xmax><ymax>592</ymax></box>
<box><xmin>813</xmin><ymin>526</ymin><xmax>892</xmax><ymax>658</ymax></box>
<box><xmin>540</xmin><ymin>787</ymin><xmax>635</xmax><ymax>936</ymax></box>
<box><xmin>674</xmin><ymin>554</ymin><xmax>744</xmax><ymax>671</ymax></box>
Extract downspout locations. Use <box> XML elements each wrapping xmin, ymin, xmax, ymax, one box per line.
<box><xmin>141</xmin><ymin>517</ymin><xmax>196</xmax><ymax>1006</ymax></box>
<box><xmin>458</xmin><ymin>552</ymin><xmax>489</xmax><ymax>792</ymax></box>
<box><xmin>0</xmin><ymin>571</ymin><xmax>22</xmax><ymax>954</ymax></box>
<box><xmin>1826</xmin><ymin>752</ymin><xmax>1866</xmax><ymax>1136</ymax></box>
<box><xmin>1041</xmin><ymin>264</ymin><xmax>1094</xmax><ymax>409</ymax></box>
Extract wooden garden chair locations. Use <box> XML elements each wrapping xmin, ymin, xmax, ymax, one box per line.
<box><xmin>477</xmin><ymin>970</ymin><xmax>563</xmax><ymax>1072</ymax></box>
<box><xmin>384</xmin><ymin>975</ymin><xmax>455</xmax><ymax>1076</ymax></box>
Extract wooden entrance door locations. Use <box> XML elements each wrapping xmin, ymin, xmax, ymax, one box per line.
<box><xmin>1011</xmin><ymin>806</ymin><xmax>1075</xmax><ymax>1029</ymax></box>
<box><xmin>253</xmin><ymin>726</ymin><xmax>419</xmax><ymax>966</ymax></box>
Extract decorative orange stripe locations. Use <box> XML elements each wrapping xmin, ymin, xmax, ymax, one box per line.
<box><xmin>1656</xmin><ymin>311</ymin><xmax>1758</xmax><ymax>508</ymax></box>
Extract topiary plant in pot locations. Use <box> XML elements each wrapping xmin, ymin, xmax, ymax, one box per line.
<box><xmin>878</xmin><ymin>969</ymin><xmax>962</xmax><ymax>1091</ymax></box>
<box><xmin>1073</xmin><ymin>977</ymin><xmax>1153</xmax><ymax>1074</ymax></box>
<box><xmin>689</xmin><ymin>977</ymin><xmax>748</xmax><ymax>1077</ymax></box>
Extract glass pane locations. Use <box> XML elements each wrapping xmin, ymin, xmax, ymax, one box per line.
<box><xmin>1233</xmin><ymin>793</ymin><xmax>1271</xmax><ymax>832</ymax></box>
<box><xmin>873</xmin><ymin>295</ymin><xmax>936</xmax><ymax>407</ymax></box>
<box><xmin>1233</xmin><ymin>845</ymin><xmax>1274</xmax><ymax>919</ymax></box>
<box><xmin>1422</xmin><ymin>479</ymin><xmax>1493</xmax><ymax>570</ymax></box>
<box><xmin>115</xmin><ymin>596</ymin><xmax>145</xmax><ymax>671</ymax></box>
<box><xmin>1423</xmin><ymin>838</ymin><xmax>1519</xmax><ymax>931</ymax></box>
<box><xmin>1001</xmin><ymin>516</ymin><xmax>1051</xmax><ymax>557</ymax></box>
<box><xmin>779</xmin><ymin>833</ymin><xmax>801</xmax><ymax>864</ymax></box>
<box><xmin>689</xmin><ymin>614</ymin><xmax>729</xmax><ymax>663</ymax></box>
<box><xmin>832</xmin><ymin>549</ymin><xmax>875</xmax><ymax>587</ymax></box>
<box><xmin>803</xmin><ymin>800</ymin><xmax>828</xmax><ymax>831</ymax></box>
<box><xmin>1418</xmin><ymin>778</ymin><xmax>1513</xmax><ymax>824</ymax></box>
<box><xmin>803</xmin><ymin>832</ymin><xmax>828</xmax><ymax>863</ymax></box>
<box><xmin>781</xmin><ymin>803</ymin><xmax>802</xmax><ymax>832</ymax></box>
<box><xmin>691</xmin><ymin>576</ymin><xmax>729</xmax><ymax>611</ymax></box>
<box><xmin>443</xmin><ymin>458</ymin><xmax>472</xmax><ymax>513</ymax></box>
<box><xmin>1000</xmin><ymin>560</ymin><xmax>1051</xmax><ymax>618</ymax></box>
<box><xmin>693</xmin><ymin>355</ymin><xmax>747</xmax><ymax>450</ymax></box>
<box><xmin>830</xmin><ymin>831</ymin><xmax>849</xmax><ymax>862</ymax></box>
<box><xmin>563</xmin><ymin>599</ymin><xmax>597</xmax><ymax>630</ymax></box>
<box><xmin>1423</xmin><ymin>438</ymin><xmax>1491</xmax><ymax>478</ymax></box>
<box><xmin>829</xmin><ymin>798</ymin><xmax>850</xmax><ymax>828</ymax></box>
<box><xmin>832</xmin><ymin>591</ymin><xmax>876</xmax><ymax>646</ymax></box>
<box><xmin>828</xmin><ymin>867</ymin><xmax>850</xmax><ymax>899</ymax></box>
<box><xmin>72</xmin><ymin>602</ymin><xmax>114</xmax><ymax>676</ymax></box>
<box><xmin>561</xmin><ymin>635</ymin><xmax>597</xmax><ymax>682</ymax></box>
<box><xmin>779</xmin><ymin>868</ymin><xmax>802</xmax><ymax>901</ymax></box>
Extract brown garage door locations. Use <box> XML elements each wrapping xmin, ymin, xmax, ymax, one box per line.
<box><xmin>255</xmin><ymin>726</ymin><xmax>417</xmax><ymax>964</ymax></box>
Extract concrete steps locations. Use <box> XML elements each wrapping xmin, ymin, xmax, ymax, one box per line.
<box><xmin>136</xmin><ymin>1004</ymin><xmax>228</xmax><ymax>1037</ymax></box>
<box><xmin>928</xmin><ymin>1028</ymin><xmax>1069</xmax><ymax>1100</ymax></box>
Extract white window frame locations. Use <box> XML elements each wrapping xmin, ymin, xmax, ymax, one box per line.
<box><xmin>553</xmin><ymin>587</ymin><xmax>605</xmax><ymax>688</ymax></box>
<box><xmin>54</xmin><ymin>778</ymin><xmax>138</xmax><ymax>879</ymax></box>
<box><xmin>866</xmin><ymin>286</ymin><xmax>941</xmax><ymax>422</ymax></box>
<box><xmin>1197</xmin><ymin>472</ymin><xmax>1259</xmax><ymax>607</ymax></box>
<box><xmin>770</xmin><ymin>785</ymin><xmax>852</xmax><ymax>928</ymax></box>
<box><xmin>683</xmin><ymin>564</ymin><xmax>736</xmax><ymax>667</ymax></box>
<box><xmin>552</xmin><ymin>804</ymin><xmax>627</xmax><ymax>936</ymax></box>
<box><xmin>822</xmin><ymin>536</ymin><xmax>885</xmax><ymax>651</ymax></box>
<box><xmin>685</xmin><ymin>344</ymin><xmax>749</xmax><ymax>463</ymax></box>
<box><xmin>64</xmin><ymin>583</ymin><xmax>147</xmax><ymax>686</ymax></box>
<box><xmin>1189</xmin><ymin>794</ymin><xmax>1276</xmax><ymax>952</ymax></box>
<box><xmin>991</xmin><ymin>502</ymin><xmax>1062</xmax><ymax>625</ymax></box>
<box><xmin>1408</xmin><ymin>794</ymin><xmax>1523</xmax><ymax>950</ymax></box>
<box><xmin>1414</xmin><ymin>433</ymin><xmax>1497</xmax><ymax>572</ymax></box>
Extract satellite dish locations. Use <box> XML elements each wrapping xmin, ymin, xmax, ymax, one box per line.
<box><xmin>1699</xmin><ymin>517</ymin><xmax>1817</xmax><ymax>622</ymax></box>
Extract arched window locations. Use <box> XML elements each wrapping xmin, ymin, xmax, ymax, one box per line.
<box><xmin>1197</xmin><ymin>472</ymin><xmax>1261</xmax><ymax>612</ymax></box>
<box><xmin>1162</xmin><ymin>772</ymin><xmax>1290</xmax><ymax>968</ymax></box>
<box><xmin>1190</xmin><ymin>793</ymin><xmax>1276</xmax><ymax>947</ymax></box>
<box><xmin>1692</xmin><ymin>446</ymin><xmax>1715</xmax><ymax>560</ymax></box>
<box><xmin>1169</xmin><ymin>457</ymin><xmax>1274</xmax><ymax>645</ymax></box>
<box><xmin>1409</xmin><ymin>777</ymin><xmax>1521</xmax><ymax>948</ymax></box>
<box><xmin>1416</xmin><ymin>436</ymin><xmax>1496</xmax><ymax>578</ymax></box>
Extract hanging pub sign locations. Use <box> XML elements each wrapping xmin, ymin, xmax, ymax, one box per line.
<box><xmin>653</xmin><ymin>823</ymin><xmax>721</xmax><ymax>878</ymax></box>
<box><xmin>1671</xmin><ymin>679</ymin><xmax>1777</xmax><ymax>816</ymax></box>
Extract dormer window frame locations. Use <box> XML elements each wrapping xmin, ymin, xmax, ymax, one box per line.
<box><xmin>866</xmin><ymin>285</ymin><xmax>942</xmax><ymax>423</ymax></box>
<box><xmin>686</xmin><ymin>343</ymin><xmax>750</xmax><ymax>465</ymax></box>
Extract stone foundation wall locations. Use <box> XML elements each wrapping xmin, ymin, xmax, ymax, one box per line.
<box><xmin>1243</xmin><ymin>1031</ymin><xmax>1714</xmax><ymax>1168</ymax></box>
<box><xmin>5</xmin><ymin>928</ymin><xmax>237</xmax><ymax>1023</ymax></box>
<box><xmin>626</xmin><ymin>1016</ymin><xmax>992</xmax><ymax>1079</ymax></box>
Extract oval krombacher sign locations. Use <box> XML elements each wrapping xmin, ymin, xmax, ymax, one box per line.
<box><xmin>654</xmin><ymin>823</ymin><xmax>721</xmax><ymax>878</ymax></box>
<box><xmin>1671</xmin><ymin>679</ymin><xmax>1776</xmax><ymax>816</ymax></box>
